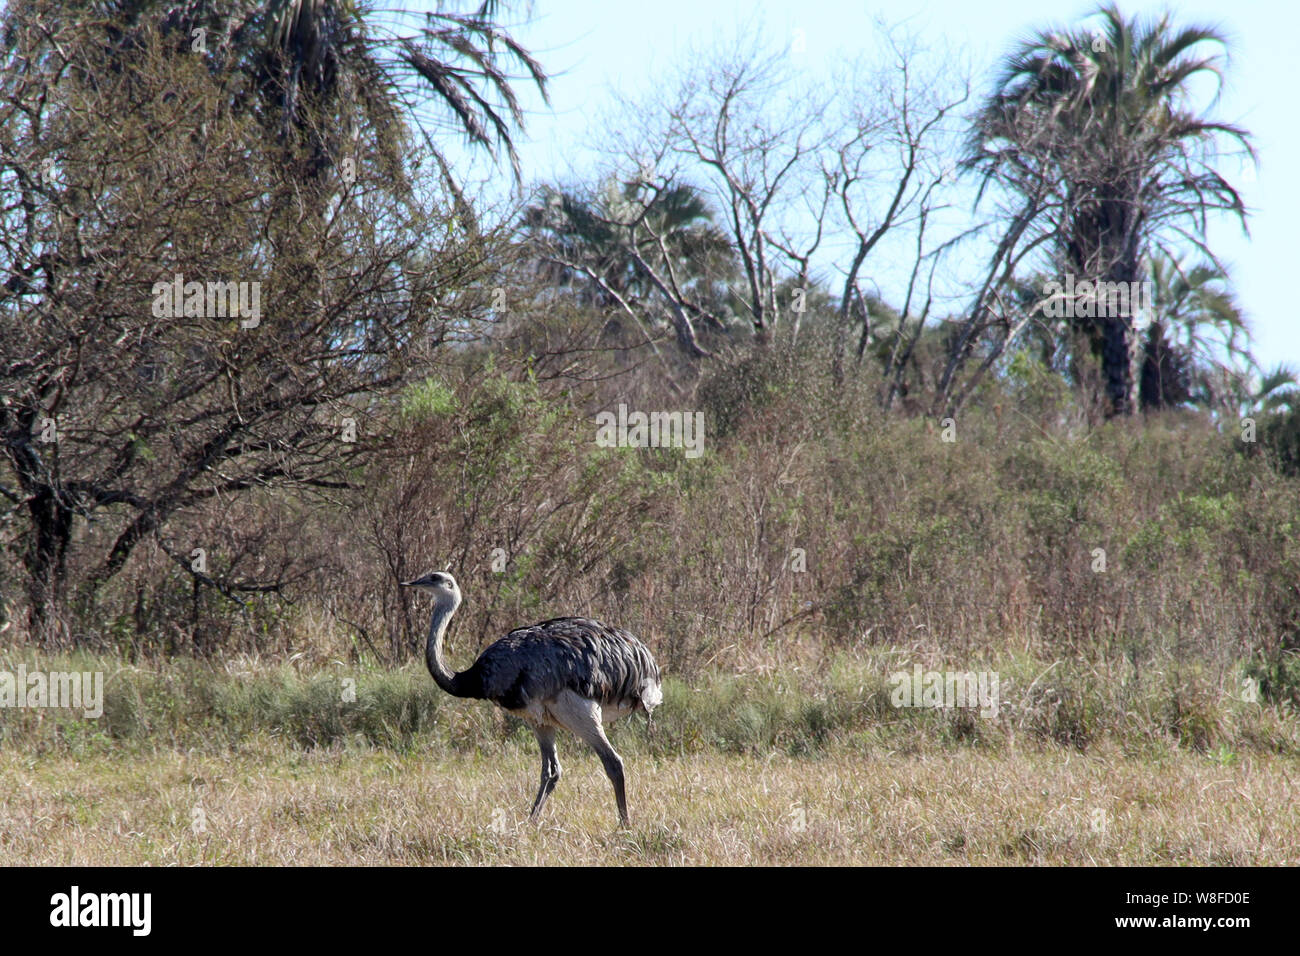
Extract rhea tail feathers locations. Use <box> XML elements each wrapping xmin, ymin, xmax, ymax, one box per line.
<box><xmin>641</xmin><ymin>678</ymin><xmax>663</xmax><ymax>713</ymax></box>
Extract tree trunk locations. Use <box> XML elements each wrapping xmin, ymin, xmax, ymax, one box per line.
<box><xmin>1099</xmin><ymin>313</ymin><xmax>1134</xmax><ymax>417</ymax></box>
<box><xmin>1139</xmin><ymin>320</ymin><xmax>1190</xmax><ymax>410</ymax></box>
<box><xmin>23</xmin><ymin>485</ymin><xmax>74</xmax><ymax>641</ymax></box>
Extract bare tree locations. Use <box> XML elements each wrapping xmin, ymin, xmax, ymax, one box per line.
<box><xmin>822</xmin><ymin>30</ymin><xmax>968</xmax><ymax>399</ymax></box>
<box><xmin>647</xmin><ymin>36</ymin><xmax>829</xmax><ymax>344</ymax></box>
<box><xmin>608</xmin><ymin>22</ymin><xmax>970</xmax><ymax>392</ymax></box>
<box><xmin>0</xmin><ymin>15</ymin><xmax>486</xmax><ymax>640</ymax></box>
<box><xmin>930</xmin><ymin>175</ymin><xmax>1062</xmax><ymax>418</ymax></box>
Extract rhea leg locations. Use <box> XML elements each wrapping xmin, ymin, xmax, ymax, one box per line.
<box><xmin>553</xmin><ymin>692</ymin><xmax>629</xmax><ymax>827</ymax></box>
<box><xmin>529</xmin><ymin>725</ymin><xmax>561</xmax><ymax>822</ymax></box>
<box><xmin>597</xmin><ymin>740</ymin><xmax>628</xmax><ymax>828</ymax></box>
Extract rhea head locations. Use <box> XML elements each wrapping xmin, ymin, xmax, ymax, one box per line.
<box><xmin>400</xmin><ymin>570</ymin><xmax>461</xmax><ymax>607</ymax></box>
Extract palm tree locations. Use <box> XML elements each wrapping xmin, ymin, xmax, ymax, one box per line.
<box><xmin>1250</xmin><ymin>365</ymin><xmax>1300</xmax><ymax>415</ymax></box>
<box><xmin>967</xmin><ymin>3</ymin><xmax>1252</xmax><ymax>416</ymax></box>
<box><xmin>1138</xmin><ymin>254</ymin><xmax>1298</xmax><ymax>417</ymax></box>
<box><xmin>1141</xmin><ymin>255</ymin><xmax>1244</xmax><ymax>410</ymax></box>
<box><xmin>523</xmin><ymin>176</ymin><xmax>737</xmax><ymax>355</ymax></box>
<box><xmin>46</xmin><ymin>0</ymin><xmax>547</xmax><ymax>193</ymax></box>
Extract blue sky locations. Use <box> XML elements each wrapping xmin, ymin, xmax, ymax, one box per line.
<box><xmin>460</xmin><ymin>0</ymin><xmax>1297</xmax><ymax>372</ymax></box>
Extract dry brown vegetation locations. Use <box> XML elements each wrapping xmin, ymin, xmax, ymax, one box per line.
<box><xmin>4</xmin><ymin>741</ymin><xmax>1296</xmax><ymax>865</ymax></box>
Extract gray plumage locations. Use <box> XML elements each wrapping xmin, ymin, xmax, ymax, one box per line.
<box><xmin>401</xmin><ymin>570</ymin><xmax>662</xmax><ymax>827</ymax></box>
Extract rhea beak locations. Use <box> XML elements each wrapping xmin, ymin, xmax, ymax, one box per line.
<box><xmin>400</xmin><ymin>579</ymin><xmax>417</xmax><ymax>588</ymax></box>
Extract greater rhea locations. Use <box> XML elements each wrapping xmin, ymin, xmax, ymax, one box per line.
<box><xmin>402</xmin><ymin>571</ymin><xmax>662</xmax><ymax>827</ymax></box>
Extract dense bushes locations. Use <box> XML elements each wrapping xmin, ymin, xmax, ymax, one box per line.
<box><xmin>8</xmin><ymin>343</ymin><xmax>1299</xmax><ymax>676</ymax></box>
<box><xmin>3</xmin><ymin>330</ymin><xmax>1298</xmax><ymax>757</ymax></box>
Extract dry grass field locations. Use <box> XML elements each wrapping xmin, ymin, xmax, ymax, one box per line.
<box><xmin>4</xmin><ymin>739</ymin><xmax>1297</xmax><ymax>866</ymax></box>
<box><xmin>2</xmin><ymin>654</ymin><xmax>1299</xmax><ymax>866</ymax></box>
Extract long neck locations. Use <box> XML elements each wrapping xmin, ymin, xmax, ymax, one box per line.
<box><xmin>425</xmin><ymin>593</ymin><xmax>472</xmax><ymax>697</ymax></box>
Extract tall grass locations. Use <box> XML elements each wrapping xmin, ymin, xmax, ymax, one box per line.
<box><xmin>2</xmin><ymin>648</ymin><xmax>1296</xmax><ymax>760</ymax></box>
